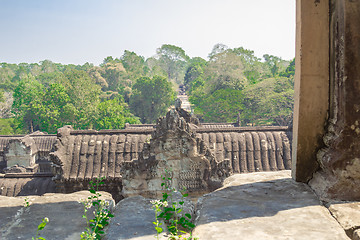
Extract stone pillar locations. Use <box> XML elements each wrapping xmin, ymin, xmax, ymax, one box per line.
<box><xmin>292</xmin><ymin>0</ymin><xmax>330</xmax><ymax>182</ymax></box>
<box><xmin>309</xmin><ymin>0</ymin><xmax>360</xmax><ymax>200</ymax></box>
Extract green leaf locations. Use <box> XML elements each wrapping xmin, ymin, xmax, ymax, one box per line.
<box><xmin>187</xmin><ymin>222</ymin><xmax>195</xmax><ymax>228</ymax></box>
<box><xmin>37</xmin><ymin>222</ymin><xmax>46</xmax><ymax>230</ymax></box>
<box><xmin>155</xmin><ymin>227</ymin><xmax>163</xmax><ymax>233</ymax></box>
<box><xmin>185</xmin><ymin>213</ymin><xmax>192</xmax><ymax>219</ymax></box>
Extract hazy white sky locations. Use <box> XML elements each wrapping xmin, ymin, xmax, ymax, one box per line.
<box><xmin>0</xmin><ymin>0</ymin><xmax>295</xmax><ymax>66</ymax></box>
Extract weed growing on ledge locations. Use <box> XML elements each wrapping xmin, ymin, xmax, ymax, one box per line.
<box><xmin>151</xmin><ymin>169</ymin><xmax>198</xmax><ymax>240</ymax></box>
<box><xmin>151</xmin><ymin>199</ymin><xmax>168</xmax><ymax>240</ymax></box>
<box><xmin>80</xmin><ymin>177</ymin><xmax>114</xmax><ymax>240</ymax></box>
<box><xmin>24</xmin><ymin>197</ymin><xmax>30</xmax><ymax>207</ymax></box>
<box><xmin>32</xmin><ymin>217</ymin><xmax>49</xmax><ymax>240</ymax></box>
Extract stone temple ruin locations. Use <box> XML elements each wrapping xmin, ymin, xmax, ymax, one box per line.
<box><xmin>2</xmin><ymin>1</ymin><xmax>360</xmax><ymax>239</ymax></box>
<box><xmin>0</xmin><ymin>105</ymin><xmax>291</xmax><ymax>202</ymax></box>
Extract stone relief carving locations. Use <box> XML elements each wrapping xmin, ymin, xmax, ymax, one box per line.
<box><xmin>121</xmin><ymin>107</ymin><xmax>232</xmax><ymax>198</ymax></box>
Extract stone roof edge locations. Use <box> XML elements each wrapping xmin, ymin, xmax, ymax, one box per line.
<box><xmin>194</xmin><ymin>126</ymin><xmax>289</xmax><ymax>133</ymax></box>
<box><xmin>201</xmin><ymin>122</ymin><xmax>236</xmax><ymax>125</ymax></box>
<box><xmin>1</xmin><ymin>172</ymin><xmax>54</xmax><ymax>178</ymax></box>
<box><xmin>0</xmin><ymin>126</ymin><xmax>289</xmax><ymax>137</ymax></box>
<box><xmin>0</xmin><ymin>134</ymin><xmax>57</xmax><ymax>138</ymax></box>
<box><xmin>70</xmin><ymin>129</ymin><xmax>154</xmax><ymax>135</ymax></box>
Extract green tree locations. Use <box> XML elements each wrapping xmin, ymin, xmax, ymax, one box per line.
<box><xmin>12</xmin><ymin>75</ymin><xmax>44</xmax><ymax>132</ymax></box>
<box><xmin>206</xmin><ymin>50</ymin><xmax>247</xmax><ymax>91</ymax></box>
<box><xmin>130</xmin><ymin>75</ymin><xmax>176</xmax><ymax>123</ymax></box>
<box><xmin>156</xmin><ymin>44</ymin><xmax>190</xmax><ymax>84</ymax></box>
<box><xmin>262</xmin><ymin>54</ymin><xmax>289</xmax><ymax>78</ymax></box>
<box><xmin>232</xmin><ymin>47</ymin><xmax>263</xmax><ymax>84</ymax></box>
<box><xmin>242</xmin><ymin>77</ymin><xmax>294</xmax><ymax>126</ymax></box>
<box><xmin>36</xmin><ymin>72</ymin><xmax>66</xmax><ymax>88</ymax></box>
<box><xmin>191</xmin><ymin>89</ymin><xmax>244</xmax><ymax>123</ymax></box>
<box><xmin>208</xmin><ymin>43</ymin><xmax>229</xmax><ymax>59</ymax></box>
<box><xmin>61</xmin><ymin>69</ymin><xmax>101</xmax><ymax>129</ymax></box>
<box><xmin>101</xmin><ymin>56</ymin><xmax>121</xmax><ymax>66</ymax></box>
<box><xmin>184</xmin><ymin>62</ymin><xmax>205</xmax><ymax>92</ymax></box>
<box><xmin>0</xmin><ymin>63</ymin><xmax>17</xmax><ymax>90</ymax></box>
<box><xmin>94</xmin><ymin>96</ymin><xmax>140</xmax><ymax>130</ymax></box>
<box><xmin>101</xmin><ymin>62</ymin><xmax>128</xmax><ymax>91</ymax></box>
<box><xmin>36</xmin><ymin>83</ymin><xmax>76</xmax><ymax>133</ymax></box>
<box><xmin>39</xmin><ymin>60</ymin><xmax>61</xmax><ymax>73</ymax></box>
<box><xmin>280</xmin><ymin>58</ymin><xmax>295</xmax><ymax>78</ymax></box>
<box><xmin>145</xmin><ymin>57</ymin><xmax>167</xmax><ymax>78</ymax></box>
<box><xmin>0</xmin><ymin>118</ymin><xmax>22</xmax><ymax>135</ymax></box>
<box><xmin>120</xmin><ymin>50</ymin><xmax>147</xmax><ymax>80</ymax></box>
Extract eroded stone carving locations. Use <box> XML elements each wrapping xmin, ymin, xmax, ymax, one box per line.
<box><xmin>4</xmin><ymin>136</ymin><xmax>37</xmax><ymax>171</ymax></box>
<box><xmin>309</xmin><ymin>0</ymin><xmax>360</xmax><ymax>201</ymax></box>
<box><xmin>121</xmin><ymin>107</ymin><xmax>232</xmax><ymax>198</ymax></box>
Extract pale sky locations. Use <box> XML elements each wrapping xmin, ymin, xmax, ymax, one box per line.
<box><xmin>0</xmin><ymin>0</ymin><xmax>295</xmax><ymax>66</ymax></box>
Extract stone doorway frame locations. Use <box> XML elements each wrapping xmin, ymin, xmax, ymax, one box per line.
<box><xmin>292</xmin><ymin>0</ymin><xmax>330</xmax><ymax>182</ymax></box>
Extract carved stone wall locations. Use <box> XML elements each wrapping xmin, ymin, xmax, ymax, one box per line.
<box><xmin>309</xmin><ymin>0</ymin><xmax>360</xmax><ymax>201</ymax></box>
<box><xmin>0</xmin><ymin>109</ymin><xmax>291</xmax><ymax>199</ymax></box>
<box><xmin>50</xmin><ymin>126</ymin><xmax>152</xmax><ymax>202</ymax></box>
<box><xmin>0</xmin><ymin>134</ymin><xmax>56</xmax><ymax>197</ymax></box>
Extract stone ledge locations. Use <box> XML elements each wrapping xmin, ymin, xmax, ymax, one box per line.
<box><xmin>327</xmin><ymin>201</ymin><xmax>360</xmax><ymax>239</ymax></box>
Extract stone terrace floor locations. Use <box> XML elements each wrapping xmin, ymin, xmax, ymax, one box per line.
<box><xmin>1</xmin><ymin>171</ymin><xmax>359</xmax><ymax>239</ymax></box>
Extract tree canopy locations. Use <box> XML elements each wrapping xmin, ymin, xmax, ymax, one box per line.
<box><xmin>130</xmin><ymin>75</ymin><xmax>176</xmax><ymax>123</ymax></box>
<box><xmin>0</xmin><ymin>43</ymin><xmax>294</xmax><ymax>134</ymax></box>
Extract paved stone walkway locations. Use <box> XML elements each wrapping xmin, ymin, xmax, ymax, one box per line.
<box><xmin>177</xmin><ymin>94</ymin><xmax>191</xmax><ymax>112</ymax></box>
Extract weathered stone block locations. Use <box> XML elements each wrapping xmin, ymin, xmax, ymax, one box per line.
<box><xmin>0</xmin><ymin>191</ymin><xmax>114</xmax><ymax>240</ymax></box>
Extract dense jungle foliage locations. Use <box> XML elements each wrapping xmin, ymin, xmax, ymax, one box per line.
<box><xmin>0</xmin><ymin>43</ymin><xmax>294</xmax><ymax>134</ymax></box>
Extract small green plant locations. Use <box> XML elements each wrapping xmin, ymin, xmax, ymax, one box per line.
<box><xmin>32</xmin><ymin>217</ymin><xmax>49</xmax><ymax>240</ymax></box>
<box><xmin>151</xmin><ymin>199</ymin><xmax>168</xmax><ymax>240</ymax></box>
<box><xmin>24</xmin><ymin>197</ymin><xmax>30</xmax><ymax>207</ymax></box>
<box><xmin>151</xmin><ymin>169</ymin><xmax>198</xmax><ymax>240</ymax></box>
<box><xmin>80</xmin><ymin>177</ymin><xmax>114</xmax><ymax>240</ymax></box>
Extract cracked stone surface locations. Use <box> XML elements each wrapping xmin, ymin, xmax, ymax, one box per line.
<box><xmin>193</xmin><ymin>171</ymin><xmax>349</xmax><ymax>240</ymax></box>
<box><xmin>0</xmin><ymin>191</ymin><xmax>114</xmax><ymax>240</ymax></box>
<box><xmin>104</xmin><ymin>195</ymin><xmax>166</xmax><ymax>240</ymax></box>
<box><xmin>328</xmin><ymin>202</ymin><xmax>360</xmax><ymax>238</ymax></box>
<box><xmin>105</xmin><ymin>193</ymin><xmax>195</xmax><ymax>240</ymax></box>
<box><xmin>0</xmin><ymin>171</ymin><xmax>352</xmax><ymax>239</ymax></box>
